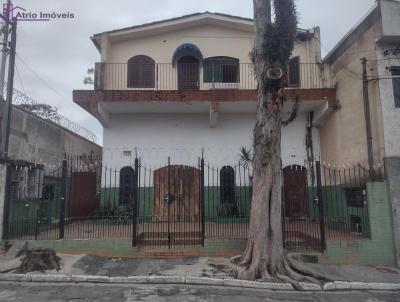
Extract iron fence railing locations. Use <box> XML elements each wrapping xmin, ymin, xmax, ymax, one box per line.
<box><xmin>5</xmin><ymin>153</ymin><xmax>385</xmax><ymax>253</ymax></box>
<box><xmin>94</xmin><ymin>62</ymin><xmax>325</xmax><ymax>91</ymax></box>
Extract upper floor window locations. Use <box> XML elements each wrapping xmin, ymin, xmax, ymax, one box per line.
<box><xmin>287</xmin><ymin>56</ymin><xmax>300</xmax><ymax>87</ymax></box>
<box><xmin>127</xmin><ymin>55</ymin><xmax>155</xmax><ymax>88</ymax></box>
<box><xmin>391</xmin><ymin>67</ymin><xmax>400</xmax><ymax>108</ymax></box>
<box><xmin>203</xmin><ymin>57</ymin><xmax>239</xmax><ymax>83</ymax></box>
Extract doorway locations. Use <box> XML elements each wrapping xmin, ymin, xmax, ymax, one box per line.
<box><xmin>177</xmin><ymin>56</ymin><xmax>199</xmax><ymax>91</ymax></box>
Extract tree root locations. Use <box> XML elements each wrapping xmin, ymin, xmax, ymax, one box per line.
<box><xmin>16</xmin><ymin>248</ymin><xmax>62</xmax><ymax>273</ymax></box>
<box><xmin>231</xmin><ymin>253</ymin><xmax>330</xmax><ymax>291</ymax></box>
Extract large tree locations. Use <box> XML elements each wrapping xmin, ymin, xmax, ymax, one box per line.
<box><xmin>234</xmin><ymin>0</ymin><xmax>315</xmax><ymax>284</ymax></box>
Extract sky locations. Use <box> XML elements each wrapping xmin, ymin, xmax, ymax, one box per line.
<box><xmin>10</xmin><ymin>0</ymin><xmax>376</xmax><ymax>145</ymax></box>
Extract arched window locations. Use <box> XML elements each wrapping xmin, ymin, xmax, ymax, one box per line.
<box><xmin>220</xmin><ymin>166</ymin><xmax>236</xmax><ymax>204</ymax></box>
<box><xmin>204</xmin><ymin>57</ymin><xmax>239</xmax><ymax>83</ymax></box>
<box><xmin>119</xmin><ymin>166</ymin><xmax>135</xmax><ymax>205</ymax></box>
<box><xmin>127</xmin><ymin>55</ymin><xmax>155</xmax><ymax>88</ymax></box>
<box><xmin>219</xmin><ymin>166</ymin><xmax>238</xmax><ymax>217</ymax></box>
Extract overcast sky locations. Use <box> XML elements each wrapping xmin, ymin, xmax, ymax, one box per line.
<box><xmin>11</xmin><ymin>0</ymin><xmax>376</xmax><ymax>145</ymax></box>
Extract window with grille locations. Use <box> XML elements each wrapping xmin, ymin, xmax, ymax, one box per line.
<box><xmin>220</xmin><ymin>166</ymin><xmax>236</xmax><ymax>204</ymax></box>
<box><xmin>119</xmin><ymin>166</ymin><xmax>135</xmax><ymax>205</ymax></box>
<box><xmin>127</xmin><ymin>55</ymin><xmax>155</xmax><ymax>88</ymax></box>
<box><xmin>287</xmin><ymin>56</ymin><xmax>300</xmax><ymax>87</ymax></box>
<box><xmin>392</xmin><ymin>67</ymin><xmax>400</xmax><ymax>108</ymax></box>
<box><xmin>203</xmin><ymin>57</ymin><xmax>239</xmax><ymax>83</ymax></box>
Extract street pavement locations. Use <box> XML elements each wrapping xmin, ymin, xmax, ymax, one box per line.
<box><xmin>0</xmin><ymin>282</ymin><xmax>399</xmax><ymax>302</ymax></box>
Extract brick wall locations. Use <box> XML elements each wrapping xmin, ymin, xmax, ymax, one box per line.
<box><xmin>73</xmin><ymin>88</ymin><xmax>336</xmax><ymax>109</ymax></box>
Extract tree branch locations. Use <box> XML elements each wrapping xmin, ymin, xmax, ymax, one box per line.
<box><xmin>281</xmin><ymin>96</ymin><xmax>299</xmax><ymax>126</ymax></box>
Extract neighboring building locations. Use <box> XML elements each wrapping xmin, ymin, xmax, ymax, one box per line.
<box><xmin>322</xmin><ymin>0</ymin><xmax>400</xmax><ymax>264</ymax></box>
<box><xmin>73</xmin><ymin>12</ymin><xmax>336</xmax><ymax>169</ymax></box>
<box><xmin>0</xmin><ymin>102</ymin><xmax>101</xmax><ymax>166</ymax></box>
<box><xmin>0</xmin><ymin>101</ymin><xmax>102</xmax><ymax>226</ymax></box>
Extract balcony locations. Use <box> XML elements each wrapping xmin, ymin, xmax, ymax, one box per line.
<box><xmin>74</xmin><ymin>61</ymin><xmax>336</xmax><ymax>128</ymax></box>
<box><xmin>94</xmin><ymin>62</ymin><xmax>326</xmax><ymax>91</ymax></box>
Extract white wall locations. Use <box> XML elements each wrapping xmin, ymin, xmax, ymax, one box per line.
<box><xmin>377</xmin><ymin>47</ymin><xmax>400</xmax><ymax>158</ymax></box>
<box><xmin>102</xmin><ymin>112</ymin><xmax>320</xmax><ymax>170</ymax></box>
<box><xmin>107</xmin><ymin>24</ymin><xmax>319</xmax><ymax>65</ymax></box>
<box><xmin>282</xmin><ymin>113</ymin><xmax>321</xmax><ymax>166</ymax></box>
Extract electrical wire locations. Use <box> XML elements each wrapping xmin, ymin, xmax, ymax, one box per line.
<box><xmin>15</xmin><ymin>62</ymin><xmax>26</xmax><ymax>95</ymax></box>
<box><xmin>15</xmin><ymin>53</ymin><xmax>70</xmax><ymax>103</ymax></box>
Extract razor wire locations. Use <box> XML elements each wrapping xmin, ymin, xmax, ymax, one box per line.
<box><xmin>1</xmin><ymin>81</ymin><xmax>97</xmax><ymax>143</ymax></box>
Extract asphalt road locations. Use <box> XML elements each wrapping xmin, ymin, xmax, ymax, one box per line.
<box><xmin>0</xmin><ymin>282</ymin><xmax>399</xmax><ymax>302</ymax></box>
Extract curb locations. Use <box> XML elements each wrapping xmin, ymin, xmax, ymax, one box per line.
<box><xmin>0</xmin><ymin>274</ymin><xmax>399</xmax><ymax>291</ymax></box>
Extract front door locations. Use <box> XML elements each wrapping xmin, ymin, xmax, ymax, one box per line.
<box><xmin>178</xmin><ymin>56</ymin><xmax>199</xmax><ymax>91</ymax></box>
<box><xmin>283</xmin><ymin>165</ymin><xmax>308</xmax><ymax>218</ymax></box>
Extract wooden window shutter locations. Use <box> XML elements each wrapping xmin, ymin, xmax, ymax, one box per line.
<box><xmin>127</xmin><ymin>55</ymin><xmax>155</xmax><ymax>88</ymax></box>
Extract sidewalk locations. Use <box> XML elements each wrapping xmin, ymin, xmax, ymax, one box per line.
<box><xmin>53</xmin><ymin>254</ymin><xmax>400</xmax><ymax>284</ymax></box>
<box><xmin>1</xmin><ymin>248</ymin><xmax>400</xmax><ymax>291</ymax></box>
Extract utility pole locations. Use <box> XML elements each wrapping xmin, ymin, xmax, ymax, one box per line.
<box><xmin>0</xmin><ymin>19</ymin><xmax>16</xmax><ymax>158</ymax></box>
<box><xmin>0</xmin><ymin>15</ymin><xmax>16</xmax><ymax>241</ymax></box>
<box><xmin>0</xmin><ymin>0</ymin><xmax>11</xmax><ymax>97</ymax></box>
<box><xmin>361</xmin><ymin>57</ymin><xmax>374</xmax><ymax>175</ymax></box>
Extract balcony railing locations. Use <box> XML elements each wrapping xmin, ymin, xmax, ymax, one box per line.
<box><xmin>94</xmin><ymin>62</ymin><xmax>325</xmax><ymax>91</ymax></box>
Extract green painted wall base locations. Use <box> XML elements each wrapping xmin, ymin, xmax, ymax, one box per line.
<box><xmin>319</xmin><ymin>182</ymin><xmax>396</xmax><ymax>266</ymax></box>
<box><xmin>13</xmin><ymin>183</ymin><xmax>395</xmax><ymax>265</ymax></box>
<box><xmin>25</xmin><ymin>238</ymin><xmax>247</xmax><ymax>258</ymax></box>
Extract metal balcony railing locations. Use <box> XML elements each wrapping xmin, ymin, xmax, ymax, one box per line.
<box><xmin>94</xmin><ymin>62</ymin><xmax>326</xmax><ymax>91</ymax></box>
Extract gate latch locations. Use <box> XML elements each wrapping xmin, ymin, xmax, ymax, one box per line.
<box><xmin>164</xmin><ymin>192</ymin><xmax>174</xmax><ymax>205</ymax></box>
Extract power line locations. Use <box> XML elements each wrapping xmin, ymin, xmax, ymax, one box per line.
<box><xmin>15</xmin><ymin>53</ymin><xmax>70</xmax><ymax>103</ymax></box>
<box><xmin>15</xmin><ymin>62</ymin><xmax>26</xmax><ymax>95</ymax></box>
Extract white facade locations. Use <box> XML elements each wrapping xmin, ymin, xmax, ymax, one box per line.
<box><xmin>103</xmin><ymin>111</ymin><xmax>320</xmax><ymax>169</ymax></box>
<box><xmin>79</xmin><ymin>13</ymin><xmax>328</xmax><ymax>174</ymax></box>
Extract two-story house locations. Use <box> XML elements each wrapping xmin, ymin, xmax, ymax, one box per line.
<box><xmin>72</xmin><ymin>13</ymin><xmax>337</xmax><ymax>251</ymax></box>
<box><xmin>73</xmin><ymin>12</ymin><xmax>336</xmax><ymax>170</ymax></box>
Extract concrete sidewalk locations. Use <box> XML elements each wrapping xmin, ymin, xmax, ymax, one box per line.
<box><xmin>56</xmin><ymin>254</ymin><xmax>400</xmax><ymax>284</ymax></box>
<box><xmin>1</xmin><ymin>251</ymin><xmax>400</xmax><ymax>291</ymax></box>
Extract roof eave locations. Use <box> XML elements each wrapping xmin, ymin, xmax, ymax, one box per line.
<box><xmin>91</xmin><ymin>36</ymin><xmax>101</xmax><ymax>53</ymax></box>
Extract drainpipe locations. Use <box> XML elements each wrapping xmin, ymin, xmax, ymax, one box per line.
<box><xmin>361</xmin><ymin>57</ymin><xmax>374</xmax><ymax>175</ymax></box>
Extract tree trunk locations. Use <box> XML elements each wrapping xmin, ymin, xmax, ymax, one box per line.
<box><xmin>236</xmin><ymin>105</ymin><xmax>285</xmax><ymax>280</ymax></box>
<box><xmin>235</xmin><ymin>0</ymin><xmax>313</xmax><ymax>283</ymax></box>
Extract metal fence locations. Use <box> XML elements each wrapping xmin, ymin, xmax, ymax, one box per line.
<box><xmin>5</xmin><ymin>155</ymin><xmax>385</xmax><ymax>253</ymax></box>
<box><xmin>320</xmin><ymin>163</ymin><xmax>385</xmax><ymax>239</ymax></box>
<box><xmin>95</xmin><ymin>62</ymin><xmax>325</xmax><ymax>91</ymax></box>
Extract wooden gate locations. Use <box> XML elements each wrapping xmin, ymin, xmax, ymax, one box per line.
<box><xmin>70</xmin><ymin>172</ymin><xmax>99</xmax><ymax>217</ymax></box>
<box><xmin>283</xmin><ymin>165</ymin><xmax>308</xmax><ymax>218</ymax></box>
<box><xmin>282</xmin><ymin>164</ymin><xmax>325</xmax><ymax>252</ymax></box>
<box><xmin>137</xmin><ymin>164</ymin><xmax>203</xmax><ymax>248</ymax></box>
